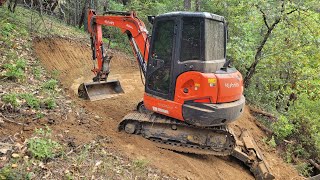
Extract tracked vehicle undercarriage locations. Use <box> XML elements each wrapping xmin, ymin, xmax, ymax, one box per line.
<box><xmin>118</xmin><ymin>109</ymin><xmax>274</xmax><ymax>180</ymax></box>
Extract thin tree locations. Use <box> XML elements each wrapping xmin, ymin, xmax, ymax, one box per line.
<box><xmin>244</xmin><ymin>1</ymin><xmax>298</xmax><ymax>88</ymax></box>
<box><xmin>184</xmin><ymin>0</ymin><xmax>191</xmax><ymax>11</ymax></box>
<box><xmin>195</xmin><ymin>0</ymin><xmax>200</xmax><ymax>11</ymax></box>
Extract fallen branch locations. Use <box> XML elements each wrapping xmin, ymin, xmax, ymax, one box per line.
<box><xmin>66</xmin><ymin>144</ymin><xmax>83</xmax><ymax>156</ymax></box>
<box><xmin>250</xmin><ymin>107</ymin><xmax>277</xmax><ymax>121</ymax></box>
<box><xmin>253</xmin><ymin>119</ymin><xmax>274</xmax><ymax>135</ymax></box>
<box><xmin>309</xmin><ymin>159</ymin><xmax>320</xmax><ymax>171</ymax></box>
<box><xmin>0</xmin><ymin>142</ymin><xmax>14</xmax><ymax>147</ymax></box>
<box><xmin>0</xmin><ymin>113</ymin><xmax>28</xmax><ymax>126</ymax></box>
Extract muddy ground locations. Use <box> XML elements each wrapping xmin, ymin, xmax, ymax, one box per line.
<box><xmin>31</xmin><ymin>37</ymin><xmax>302</xmax><ymax>180</ymax></box>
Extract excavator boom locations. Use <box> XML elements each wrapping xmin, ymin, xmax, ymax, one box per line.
<box><xmin>78</xmin><ymin>10</ymin><xmax>149</xmax><ymax>101</ymax></box>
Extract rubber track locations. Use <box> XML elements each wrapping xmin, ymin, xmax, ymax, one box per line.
<box><xmin>119</xmin><ymin>112</ymin><xmax>236</xmax><ymax>156</ymax></box>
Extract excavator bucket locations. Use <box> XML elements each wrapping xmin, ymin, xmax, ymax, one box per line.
<box><xmin>78</xmin><ymin>80</ymin><xmax>124</xmax><ymax>101</ymax></box>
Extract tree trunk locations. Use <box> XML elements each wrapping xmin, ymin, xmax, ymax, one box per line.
<box><xmin>244</xmin><ymin>25</ymin><xmax>276</xmax><ymax>88</ymax></box>
<box><xmin>79</xmin><ymin>0</ymin><xmax>89</xmax><ymax>29</ymax></box>
<box><xmin>103</xmin><ymin>0</ymin><xmax>109</xmax><ymax>12</ymax></box>
<box><xmin>195</xmin><ymin>0</ymin><xmax>201</xmax><ymax>11</ymax></box>
<box><xmin>244</xmin><ymin>4</ymin><xmax>283</xmax><ymax>88</ymax></box>
<box><xmin>184</xmin><ymin>0</ymin><xmax>191</xmax><ymax>11</ymax></box>
<box><xmin>244</xmin><ymin>3</ymin><xmax>297</xmax><ymax>88</ymax></box>
<box><xmin>122</xmin><ymin>0</ymin><xmax>129</xmax><ymax>6</ymax></box>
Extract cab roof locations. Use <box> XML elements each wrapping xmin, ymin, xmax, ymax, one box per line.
<box><xmin>156</xmin><ymin>11</ymin><xmax>225</xmax><ymax>22</ymax></box>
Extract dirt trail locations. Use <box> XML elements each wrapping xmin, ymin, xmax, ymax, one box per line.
<box><xmin>33</xmin><ymin>37</ymin><xmax>302</xmax><ymax>180</ymax></box>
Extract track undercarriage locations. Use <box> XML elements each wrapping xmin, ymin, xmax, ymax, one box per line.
<box><xmin>118</xmin><ymin>111</ymin><xmax>275</xmax><ymax>180</ymax></box>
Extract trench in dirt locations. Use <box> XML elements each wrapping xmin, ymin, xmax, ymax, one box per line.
<box><xmin>33</xmin><ymin>37</ymin><xmax>302</xmax><ymax>180</ymax></box>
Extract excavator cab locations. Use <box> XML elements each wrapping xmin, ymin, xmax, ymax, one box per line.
<box><xmin>146</xmin><ymin>12</ymin><xmax>227</xmax><ymax>100</ymax></box>
<box><xmin>143</xmin><ymin>12</ymin><xmax>244</xmax><ymax>126</ymax></box>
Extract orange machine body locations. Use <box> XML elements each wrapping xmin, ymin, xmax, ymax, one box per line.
<box><xmin>143</xmin><ymin>70</ymin><xmax>244</xmax><ymax>125</ymax></box>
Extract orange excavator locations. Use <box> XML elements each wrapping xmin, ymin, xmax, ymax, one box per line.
<box><xmin>78</xmin><ymin>9</ymin><xmax>274</xmax><ymax>180</ymax></box>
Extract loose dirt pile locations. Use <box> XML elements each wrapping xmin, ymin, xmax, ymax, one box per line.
<box><xmin>33</xmin><ymin>37</ymin><xmax>302</xmax><ymax>180</ymax></box>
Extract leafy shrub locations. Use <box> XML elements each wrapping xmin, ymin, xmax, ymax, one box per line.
<box><xmin>32</xmin><ymin>66</ymin><xmax>42</xmax><ymax>79</ymax></box>
<box><xmin>42</xmin><ymin>79</ymin><xmax>58</xmax><ymax>91</ymax></box>
<box><xmin>43</xmin><ymin>98</ymin><xmax>56</xmax><ymax>109</ymax></box>
<box><xmin>27</xmin><ymin>127</ymin><xmax>62</xmax><ymax>161</ymax></box>
<box><xmin>267</xmin><ymin>136</ymin><xmax>277</xmax><ymax>148</ymax></box>
<box><xmin>0</xmin><ymin>164</ymin><xmax>32</xmax><ymax>179</ymax></box>
<box><xmin>0</xmin><ymin>22</ymin><xmax>15</xmax><ymax>37</ymax></box>
<box><xmin>3</xmin><ymin>63</ymin><xmax>25</xmax><ymax>81</ymax></box>
<box><xmin>296</xmin><ymin>162</ymin><xmax>312</xmax><ymax>177</ymax></box>
<box><xmin>132</xmin><ymin>158</ymin><xmax>149</xmax><ymax>172</ymax></box>
<box><xmin>272</xmin><ymin>115</ymin><xmax>294</xmax><ymax>140</ymax></box>
<box><xmin>0</xmin><ymin>166</ymin><xmax>16</xmax><ymax>180</ymax></box>
<box><xmin>287</xmin><ymin>95</ymin><xmax>320</xmax><ymax>159</ymax></box>
<box><xmin>19</xmin><ymin>93</ymin><xmax>40</xmax><ymax>109</ymax></box>
<box><xmin>16</xmin><ymin>59</ymin><xmax>27</xmax><ymax>70</ymax></box>
<box><xmin>1</xmin><ymin>93</ymin><xmax>19</xmax><ymax>108</ymax></box>
<box><xmin>35</xmin><ymin>112</ymin><xmax>45</xmax><ymax>119</ymax></box>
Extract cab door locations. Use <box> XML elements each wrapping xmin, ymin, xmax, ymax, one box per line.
<box><xmin>145</xmin><ymin>18</ymin><xmax>176</xmax><ymax>100</ymax></box>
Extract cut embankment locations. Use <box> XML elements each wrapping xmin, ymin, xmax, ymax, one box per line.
<box><xmin>33</xmin><ymin>37</ymin><xmax>302</xmax><ymax>180</ymax></box>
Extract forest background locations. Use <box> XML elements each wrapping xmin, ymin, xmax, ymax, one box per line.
<box><xmin>3</xmin><ymin>0</ymin><xmax>320</xmax><ymax>176</ymax></box>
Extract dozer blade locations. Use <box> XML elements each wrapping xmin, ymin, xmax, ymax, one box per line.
<box><xmin>232</xmin><ymin>130</ymin><xmax>275</xmax><ymax>180</ymax></box>
<box><xmin>78</xmin><ymin>80</ymin><xmax>124</xmax><ymax>101</ymax></box>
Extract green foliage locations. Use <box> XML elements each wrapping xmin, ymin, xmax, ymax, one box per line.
<box><xmin>267</xmin><ymin>136</ymin><xmax>277</xmax><ymax>148</ymax></box>
<box><xmin>42</xmin><ymin>79</ymin><xmax>58</xmax><ymax>91</ymax></box>
<box><xmin>286</xmin><ymin>95</ymin><xmax>320</xmax><ymax>158</ymax></box>
<box><xmin>272</xmin><ymin>115</ymin><xmax>294</xmax><ymax>140</ymax></box>
<box><xmin>3</xmin><ymin>63</ymin><xmax>25</xmax><ymax>81</ymax></box>
<box><xmin>132</xmin><ymin>158</ymin><xmax>149</xmax><ymax>171</ymax></box>
<box><xmin>0</xmin><ymin>14</ymin><xmax>28</xmax><ymax>40</ymax></box>
<box><xmin>64</xmin><ymin>172</ymin><xmax>74</xmax><ymax>180</ymax></box>
<box><xmin>295</xmin><ymin>162</ymin><xmax>312</xmax><ymax>177</ymax></box>
<box><xmin>50</xmin><ymin>70</ymin><xmax>60</xmax><ymax>79</ymax></box>
<box><xmin>0</xmin><ymin>164</ymin><xmax>32</xmax><ymax>180</ymax></box>
<box><xmin>27</xmin><ymin>127</ymin><xmax>62</xmax><ymax>161</ymax></box>
<box><xmin>76</xmin><ymin>145</ymin><xmax>90</xmax><ymax>164</ymax></box>
<box><xmin>16</xmin><ymin>59</ymin><xmax>27</xmax><ymax>70</ymax></box>
<box><xmin>202</xmin><ymin>1</ymin><xmax>320</xmax><ymax>167</ymax></box>
<box><xmin>0</xmin><ymin>22</ymin><xmax>16</xmax><ymax>37</ymax></box>
<box><xmin>2</xmin><ymin>93</ymin><xmax>19</xmax><ymax>108</ymax></box>
<box><xmin>35</xmin><ymin>112</ymin><xmax>45</xmax><ymax>119</ymax></box>
<box><xmin>19</xmin><ymin>93</ymin><xmax>41</xmax><ymax>109</ymax></box>
<box><xmin>32</xmin><ymin>66</ymin><xmax>42</xmax><ymax>79</ymax></box>
<box><xmin>2</xmin><ymin>58</ymin><xmax>27</xmax><ymax>81</ymax></box>
<box><xmin>0</xmin><ymin>166</ymin><xmax>16</xmax><ymax>180</ymax></box>
<box><xmin>43</xmin><ymin>98</ymin><xmax>56</xmax><ymax>109</ymax></box>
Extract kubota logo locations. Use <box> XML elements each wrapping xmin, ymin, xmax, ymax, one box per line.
<box><xmin>126</xmin><ymin>24</ymin><xmax>133</xmax><ymax>29</ymax></box>
<box><xmin>104</xmin><ymin>20</ymin><xmax>114</xmax><ymax>25</ymax></box>
<box><xmin>225</xmin><ymin>82</ymin><xmax>240</xmax><ymax>88</ymax></box>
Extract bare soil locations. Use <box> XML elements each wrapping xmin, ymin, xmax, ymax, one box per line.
<box><xmin>32</xmin><ymin>37</ymin><xmax>303</xmax><ymax>180</ymax></box>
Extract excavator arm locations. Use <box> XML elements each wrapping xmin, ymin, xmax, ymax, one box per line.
<box><xmin>78</xmin><ymin>10</ymin><xmax>151</xmax><ymax>100</ymax></box>
<box><xmin>87</xmin><ymin>10</ymin><xmax>149</xmax><ymax>77</ymax></box>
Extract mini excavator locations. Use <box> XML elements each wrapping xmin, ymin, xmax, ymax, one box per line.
<box><xmin>78</xmin><ymin>9</ymin><xmax>275</xmax><ymax>180</ymax></box>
